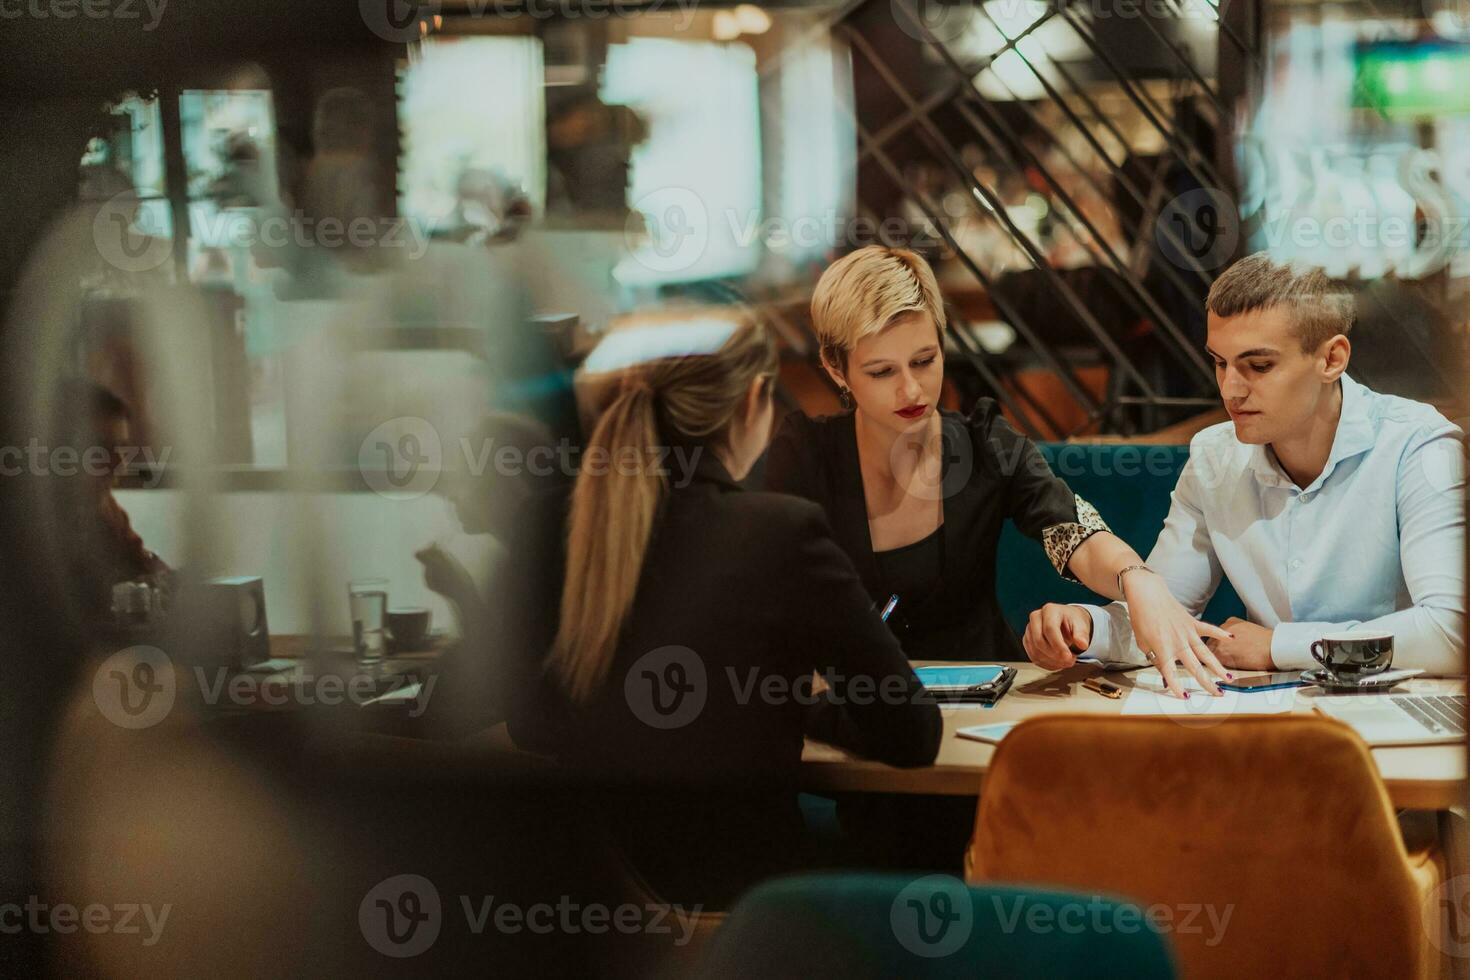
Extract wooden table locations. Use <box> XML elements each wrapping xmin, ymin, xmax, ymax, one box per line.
<box><xmin>801</xmin><ymin>663</ymin><xmax>1468</xmax><ymax>810</ymax></box>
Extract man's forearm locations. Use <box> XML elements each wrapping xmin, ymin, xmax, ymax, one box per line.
<box><xmin>1272</xmin><ymin>608</ymin><xmax>1464</xmax><ymax>674</ymax></box>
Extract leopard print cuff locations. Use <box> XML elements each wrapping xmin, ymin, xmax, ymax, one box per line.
<box><xmin>1042</xmin><ymin>495</ymin><xmax>1110</xmax><ymax>583</ymax></box>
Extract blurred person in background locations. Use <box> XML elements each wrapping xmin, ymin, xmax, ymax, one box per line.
<box><xmin>54</xmin><ymin>379</ymin><xmax>172</xmax><ymax>627</ymax></box>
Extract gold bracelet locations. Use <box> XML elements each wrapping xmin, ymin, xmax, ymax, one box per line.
<box><xmin>1116</xmin><ymin>563</ymin><xmax>1152</xmax><ymax>596</ymax></box>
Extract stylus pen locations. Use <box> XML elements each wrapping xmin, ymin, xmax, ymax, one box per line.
<box><xmin>879</xmin><ymin>594</ymin><xmax>899</xmax><ymax>622</ymax></box>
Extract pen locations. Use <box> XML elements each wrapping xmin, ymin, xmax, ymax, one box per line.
<box><xmin>879</xmin><ymin>594</ymin><xmax>899</xmax><ymax>622</ymax></box>
<box><xmin>1082</xmin><ymin>676</ymin><xmax>1122</xmax><ymax>700</ymax></box>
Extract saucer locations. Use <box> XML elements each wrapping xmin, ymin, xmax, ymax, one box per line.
<box><xmin>1301</xmin><ymin>667</ymin><xmax>1423</xmax><ymax>693</ymax></box>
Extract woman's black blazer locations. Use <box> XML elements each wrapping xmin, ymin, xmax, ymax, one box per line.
<box><xmin>503</xmin><ymin>450</ymin><xmax>943</xmax><ymax>904</ymax></box>
<box><xmin>765</xmin><ymin>400</ymin><xmax>1109</xmax><ymax>661</ymax></box>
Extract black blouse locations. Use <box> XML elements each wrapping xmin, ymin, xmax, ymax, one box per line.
<box><xmin>764</xmin><ymin>400</ymin><xmax>1109</xmax><ymax>661</ymax></box>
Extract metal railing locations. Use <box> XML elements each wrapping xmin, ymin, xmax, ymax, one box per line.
<box><xmin>825</xmin><ymin>0</ymin><xmax>1262</xmax><ymax>437</ymax></box>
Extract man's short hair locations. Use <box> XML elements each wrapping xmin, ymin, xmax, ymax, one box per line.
<box><xmin>1206</xmin><ymin>252</ymin><xmax>1354</xmax><ymax>352</ymax></box>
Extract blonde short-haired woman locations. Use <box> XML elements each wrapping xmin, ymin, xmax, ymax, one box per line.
<box><xmin>507</xmin><ymin>306</ymin><xmax>941</xmax><ymax>906</ymax></box>
<box><xmin>767</xmin><ymin>246</ymin><xmax>1231</xmax><ymax>698</ymax></box>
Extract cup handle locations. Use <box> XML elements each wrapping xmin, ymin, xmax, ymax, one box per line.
<box><xmin>1310</xmin><ymin>640</ymin><xmax>1328</xmax><ymax>670</ymax></box>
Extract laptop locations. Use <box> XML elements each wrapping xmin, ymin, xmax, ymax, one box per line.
<box><xmin>1314</xmin><ymin>693</ymin><xmax>1466</xmax><ymax>746</ymax></box>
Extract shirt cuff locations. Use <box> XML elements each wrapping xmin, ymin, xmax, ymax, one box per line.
<box><xmin>1269</xmin><ymin>622</ymin><xmax>1327</xmax><ymax>670</ymax></box>
<box><xmin>1076</xmin><ymin>602</ymin><xmax>1150</xmax><ymax>666</ymax></box>
<box><xmin>1043</xmin><ymin>495</ymin><xmax>1111</xmax><ymax>584</ymax></box>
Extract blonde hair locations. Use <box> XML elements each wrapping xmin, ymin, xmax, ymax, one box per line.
<box><xmin>810</xmin><ymin>246</ymin><xmax>947</xmax><ymax>371</ymax></box>
<box><xmin>550</xmin><ymin>307</ymin><xmax>778</xmax><ymax>703</ymax></box>
<box><xmin>1206</xmin><ymin>252</ymin><xmax>1354</xmax><ymax>352</ymax></box>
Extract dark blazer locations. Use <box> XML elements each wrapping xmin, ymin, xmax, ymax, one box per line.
<box><xmin>504</xmin><ymin>450</ymin><xmax>942</xmax><ymax>906</ymax></box>
<box><xmin>765</xmin><ymin>401</ymin><xmax>1108</xmax><ymax>662</ymax></box>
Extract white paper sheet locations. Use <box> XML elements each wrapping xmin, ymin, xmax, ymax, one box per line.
<box><xmin>1120</xmin><ymin>668</ymin><xmax>1297</xmax><ymax>717</ymax></box>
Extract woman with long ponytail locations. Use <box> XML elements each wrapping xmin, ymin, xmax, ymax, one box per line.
<box><xmin>508</xmin><ymin>306</ymin><xmax>941</xmax><ymax>908</ymax></box>
<box><xmin>550</xmin><ymin>371</ymin><xmax>666</xmax><ymax>703</ymax></box>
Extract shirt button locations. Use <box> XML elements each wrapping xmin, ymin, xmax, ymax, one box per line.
<box><xmin>1290</xmin><ymin>559</ymin><xmax>1303</xmax><ymax>570</ymax></box>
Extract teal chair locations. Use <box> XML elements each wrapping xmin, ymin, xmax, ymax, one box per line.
<box><xmin>996</xmin><ymin>443</ymin><xmax>1244</xmax><ymax>636</ymax></box>
<box><xmin>696</xmin><ymin>873</ymin><xmax>1175</xmax><ymax>979</ymax></box>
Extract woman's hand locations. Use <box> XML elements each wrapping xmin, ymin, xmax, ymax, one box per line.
<box><xmin>415</xmin><ymin>544</ymin><xmax>477</xmax><ymax>609</ymax></box>
<box><xmin>1122</xmin><ymin>570</ymin><xmax>1233</xmax><ymax>698</ymax></box>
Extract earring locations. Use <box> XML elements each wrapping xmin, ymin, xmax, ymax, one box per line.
<box><xmin>839</xmin><ymin>386</ymin><xmax>853</xmax><ymax>411</ymax></box>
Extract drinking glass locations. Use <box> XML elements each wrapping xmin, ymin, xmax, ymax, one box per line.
<box><xmin>348</xmin><ymin>577</ymin><xmax>389</xmax><ymax>669</ymax></box>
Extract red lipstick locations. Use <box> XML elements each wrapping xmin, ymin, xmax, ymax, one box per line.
<box><xmin>895</xmin><ymin>404</ymin><xmax>928</xmax><ymax>420</ymax></box>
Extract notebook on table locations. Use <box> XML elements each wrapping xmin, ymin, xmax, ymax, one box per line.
<box><xmin>913</xmin><ymin>665</ymin><xmax>1016</xmax><ymax>704</ymax></box>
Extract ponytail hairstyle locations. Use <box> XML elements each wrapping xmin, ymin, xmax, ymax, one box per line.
<box><xmin>549</xmin><ymin>307</ymin><xmax>778</xmax><ymax>703</ymax></box>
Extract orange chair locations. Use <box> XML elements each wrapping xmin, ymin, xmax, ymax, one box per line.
<box><xmin>964</xmin><ymin>715</ymin><xmax>1447</xmax><ymax>980</ymax></box>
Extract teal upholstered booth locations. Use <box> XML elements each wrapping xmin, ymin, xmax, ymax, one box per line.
<box><xmin>995</xmin><ymin>443</ymin><xmax>1245</xmax><ymax>637</ymax></box>
<box><xmin>697</xmin><ymin>873</ymin><xmax>1177</xmax><ymax>979</ymax></box>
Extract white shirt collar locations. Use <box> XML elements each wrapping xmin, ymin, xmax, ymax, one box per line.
<box><xmin>1247</xmin><ymin>375</ymin><xmax>1376</xmax><ymax>491</ymax></box>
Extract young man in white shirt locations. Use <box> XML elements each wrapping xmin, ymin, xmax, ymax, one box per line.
<box><xmin>1023</xmin><ymin>252</ymin><xmax>1466</xmax><ymax>698</ymax></box>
